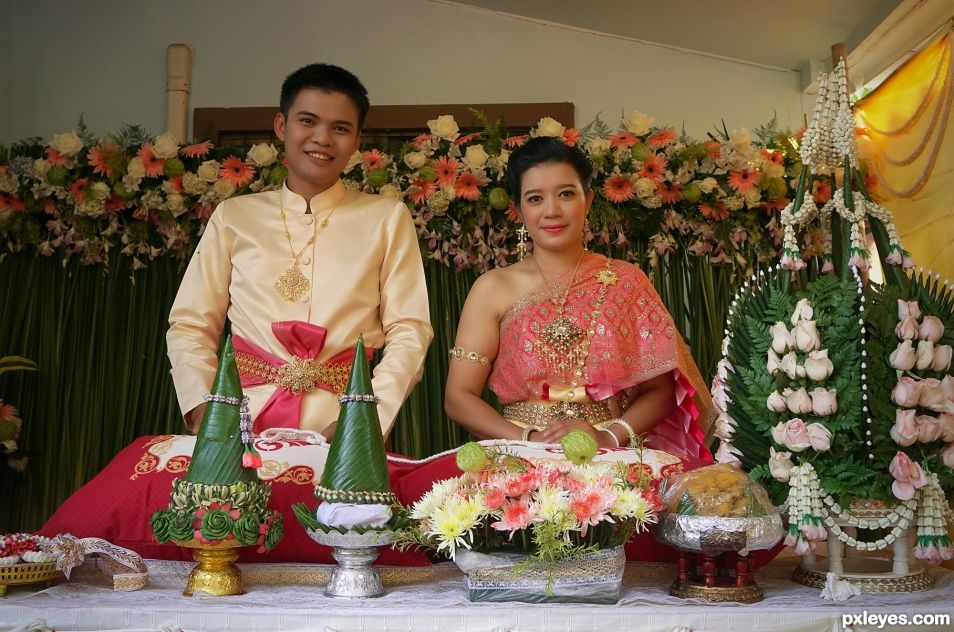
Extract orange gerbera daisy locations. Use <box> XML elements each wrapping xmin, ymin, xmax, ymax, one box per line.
<box><xmin>700</xmin><ymin>200</ymin><xmax>730</xmax><ymax>220</ymax></box>
<box><xmin>167</xmin><ymin>176</ymin><xmax>184</xmax><ymax>193</ymax></box>
<box><xmin>70</xmin><ymin>178</ymin><xmax>88</xmax><ymax>204</ymax></box>
<box><xmin>219</xmin><ymin>156</ymin><xmax>255</xmax><ymax>187</ymax></box>
<box><xmin>638</xmin><ymin>153</ymin><xmax>667</xmax><ymax>182</ymax></box>
<box><xmin>727</xmin><ymin>167</ymin><xmax>759</xmax><ymax>192</ymax></box>
<box><xmin>88</xmin><ymin>141</ymin><xmax>119</xmax><ymax>177</ymax></box>
<box><xmin>454</xmin><ymin>171</ymin><xmax>484</xmax><ymax>201</ymax></box>
<box><xmin>762</xmin><ymin>197</ymin><xmax>789</xmax><ymax>214</ymax></box>
<box><xmin>136</xmin><ymin>144</ymin><xmax>165</xmax><ymax>177</ymax></box>
<box><xmin>503</xmin><ymin>135</ymin><xmax>527</xmax><ymax>148</ymax></box>
<box><xmin>46</xmin><ymin>147</ymin><xmax>69</xmax><ymax>166</ymax></box>
<box><xmin>562</xmin><ymin>128</ymin><xmax>581</xmax><ymax>147</ymax></box>
<box><xmin>759</xmin><ymin>148</ymin><xmax>784</xmax><ymax>165</ymax></box>
<box><xmin>411</xmin><ymin>133</ymin><xmax>432</xmax><ymax>150</ymax></box>
<box><xmin>656</xmin><ymin>181</ymin><xmax>683</xmax><ymax>204</ymax></box>
<box><xmin>362</xmin><ymin>149</ymin><xmax>387</xmax><ymax>169</ymax></box>
<box><xmin>181</xmin><ymin>141</ymin><xmax>214</xmax><ymax>158</ymax></box>
<box><xmin>454</xmin><ymin>132</ymin><xmax>481</xmax><ymax>146</ymax></box>
<box><xmin>0</xmin><ymin>194</ymin><xmax>26</xmax><ymax>213</ymax></box>
<box><xmin>608</xmin><ymin>131</ymin><xmax>638</xmax><ymax>149</ymax></box>
<box><xmin>434</xmin><ymin>156</ymin><xmax>459</xmax><ymax>188</ymax></box>
<box><xmin>646</xmin><ymin>128</ymin><xmax>677</xmax><ymax>148</ymax></box>
<box><xmin>603</xmin><ymin>175</ymin><xmax>635</xmax><ymax>204</ymax></box>
<box><xmin>506</xmin><ymin>202</ymin><xmax>519</xmax><ymax>222</ymax></box>
<box><xmin>812</xmin><ymin>178</ymin><xmax>832</xmax><ymax>204</ymax></box>
<box><xmin>794</xmin><ymin>126</ymin><xmax>807</xmax><ymax>143</ymax></box>
<box><xmin>407</xmin><ymin>178</ymin><xmax>437</xmax><ymax>205</ymax></box>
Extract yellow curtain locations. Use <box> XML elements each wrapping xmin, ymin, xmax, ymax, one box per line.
<box><xmin>854</xmin><ymin>29</ymin><xmax>954</xmax><ymax>282</ymax></box>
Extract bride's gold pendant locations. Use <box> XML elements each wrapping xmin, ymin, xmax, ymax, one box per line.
<box><xmin>540</xmin><ymin>315</ymin><xmax>585</xmax><ymax>354</ymax></box>
<box><xmin>274</xmin><ymin>264</ymin><xmax>310</xmax><ymax>302</ymax></box>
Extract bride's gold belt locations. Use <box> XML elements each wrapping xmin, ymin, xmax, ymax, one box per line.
<box><xmin>503</xmin><ymin>399</ymin><xmax>613</xmax><ymax>430</ymax></box>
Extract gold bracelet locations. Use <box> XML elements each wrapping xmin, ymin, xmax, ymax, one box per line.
<box><xmin>520</xmin><ymin>425</ymin><xmax>532</xmax><ymax>441</ymax></box>
<box><xmin>448</xmin><ymin>346</ymin><xmax>489</xmax><ymax>365</ymax></box>
<box><xmin>606</xmin><ymin>418</ymin><xmax>637</xmax><ymax>447</ymax></box>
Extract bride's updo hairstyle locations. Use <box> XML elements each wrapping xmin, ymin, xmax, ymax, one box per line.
<box><xmin>506</xmin><ymin>136</ymin><xmax>595</xmax><ymax>205</ymax></box>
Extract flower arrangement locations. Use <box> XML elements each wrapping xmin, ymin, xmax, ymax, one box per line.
<box><xmin>395</xmin><ymin>435</ymin><xmax>659</xmax><ymax>566</ymax></box>
<box><xmin>711</xmin><ymin>61</ymin><xmax>952</xmax><ymax>565</ymax></box>
<box><xmin>0</xmin><ymin>112</ymin><xmax>805</xmax><ymax>274</ymax></box>
<box><xmin>0</xmin><ymin>355</ymin><xmax>38</xmax><ymax>473</ymax></box>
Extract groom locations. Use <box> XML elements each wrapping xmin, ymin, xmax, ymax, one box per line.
<box><xmin>166</xmin><ymin>63</ymin><xmax>432</xmax><ymax>440</ymax></box>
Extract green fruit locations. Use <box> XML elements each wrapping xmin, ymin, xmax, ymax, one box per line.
<box><xmin>488</xmin><ymin>187</ymin><xmax>510</xmax><ymax>211</ymax></box>
<box><xmin>682</xmin><ymin>182</ymin><xmax>702</xmax><ymax>204</ymax></box>
<box><xmin>163</xmin><ymin>157</ymin><xmax>185</xmax><ymax>178</ymax></box>
<box><xmin>456</xmin><ymin>442</ymin><xmax>489</xmax><ymax>473</ymax></box>
<box><xmin>561</xmin><ymin>430</ymin><xmax>597</xmax><ymax>466</ymax></box>
<box><xmin>417</xmin><ymin>166</ymin><xmax>437</xmax><ymax>182</ymax></box>
<box><xmin>366</xmin><ymin>168</ymin><xmax>389</xmax><ymax>188</ymax></box>
<box><xmin>46</xmin><ymin>166</ymin><xmax>68</xmax><ymax>187</ymax></box>
<box><xmin>630</xmin><ymin>142</ymin><xmax>651</xmax><ymax>163</ymax></box>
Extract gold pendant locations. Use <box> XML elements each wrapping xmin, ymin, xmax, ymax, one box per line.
<box><xmin>274</xmin><ymin>264</ymin><xmax>310</xmax><ymax>302</ymax></box>
<box><xmin>540</xmin><ymin>315</ymin><xmax>585</xmax><ymax>354</ymax></box>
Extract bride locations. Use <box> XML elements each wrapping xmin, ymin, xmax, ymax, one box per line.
<box><xmin>444</xmin><ymin>136</ymin><xmax>713</xmax><ymax>461</ymax></box>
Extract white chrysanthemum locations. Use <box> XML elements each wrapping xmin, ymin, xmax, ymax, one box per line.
<box><xmin>428</xmin><ymin>496</ymin><xmax>482</xmax><ymax>557</ymax></box>
<box><xmin>611</xmin><ymin>488</ymin><xmax>653</xmax><ymax>522</ymax></box>
<box><xmin>534</xmin><ymin>485</ymin><xmax>571</xmax><ymax>522</ymax></box>
<box><xmin>410</xmin><ymin>477</ymin><xmax>463</xmax><ymax>520</ymax></box>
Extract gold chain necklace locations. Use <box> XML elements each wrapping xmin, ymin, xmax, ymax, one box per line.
<box><xmin>274</xmin><ymin>196</ymin><xmax>337</xmax><ymax>302</ymax></box>
<box><xmin>532</xmin><ymin>249</ymin><xmax>587</xmax><ymax>359</ymax></box>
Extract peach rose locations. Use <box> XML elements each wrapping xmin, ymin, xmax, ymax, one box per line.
<box><xmin>932</xmin><ymin>345</ymin><xmax>952</xmax><ymax>372</ymax></box>
<box><xmin>810</xmin><ymin>387</ymin><xmax>838</xmax><ymax>416</ymax></box>
<box><xmin>895</xmin><ymin>316</ymin><xmax>920</xmax><ymax>341</ymax></box>
<box><xmin>891</xmin><ymin>377</ymin><xmax>923</xmax><ymax>408</ymax></box>
<box><xmin>919</xmin><ymin>315</ymin><xmax>944</xmax><ymax>342</ymax></box>
<box><xmin>889</xmin><ymin>340</ymin><xmax>917</xmax><ymax>371</ymax></box>
<box><xmin>806</xmin><ymin>423</ymin><xmax>832</xmax><ymax>451</ymax></box>
<box><xmin>898</xmin><ymin>299</ymin><xmax>921</xmax><ymax>320</ymax></box>
<box><xmin>916</xmin><ymin>415</ymin><xmax>943</xmax><ymax>443</ymax></box>
<box><xmin>890</xmin><ymin>409</ymin><xmax>918</xmax><ymax>446</ymax></box>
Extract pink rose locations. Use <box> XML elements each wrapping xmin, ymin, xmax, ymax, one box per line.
<box><xmin>898</xmin><ymin>299</ymin><xmax>921</xmax><ymax>320</ymax></box>
<box><xmin>941</xmin><ymin>376</ymin><xmax>954</xmax><ymax>400</ymax></box>
<box><xmin>780</xmin><ymin>419</ymin><xmax>812</xmax><ymax>452</ymax></box>
<box><xmin>766</xmin><ymin>391</ymin><xmax>787</xmax><ymax>413</ymax></box>
<box><xmin>918</xmin><ymin>378</ymin><xmax>950</xmax><ymax>412</ymax></box>
<box><xmin>791</xmin><ymin>320</ymin><xmax>821</xmax><ymax>353</ymax></box>
<box><xmin>889</xmin><ymin>340</ymin><xmax>917</xmax><ymax>371</ymax></box>
<box><xmin>804</xmin><ymin>349</ymin><xmax>833</xmax><ymax>381</ymax></box>
<box><xmin>890</xmin><ymin>409</ymin><xmax>918</xmax><ymax>446</ymax></box>
<box><xmin>780</xmin><ymin>351</ymin><xmax>801</xmax><ymax>380</ymax></box>
<box><xmin>885</xmin><ymin>251</ymin><xmax>903</xmax><ymax>266</ymax></box>
<box><xmin>790</xmin><ymin>298</ymin><xmax>814</xmax><ymax>326</ymax></box>
<box><xmin>810</xmin><ymin>387</ymin><xmax>838</xmax><ymax>416</ymax></box>
<box><xmin>895</xmin><ymin>316</ymin><xmax>920</xmax><ymax>341</ymax></box>
<box><xmin>938</xmin><ymin>413</ymin><xmax>954</xmax><ymax>442</ymax></box>
<box><xmin>888</xmin><ymin>451</ymin><xmax>928</xmax><ymax>500</ymax></box>
<box><xmin>891</xmin><ymin>377</ymin><xmax>923</xmax><ymax>408</ymax></box>
<box><xmin>915</xmin><ymin>414</ymin><xmax>943</xmax><ymax>443</ymax></box>
<box><xmin>784</xmin><ymin>387</ymin><xmax>814</xmax><ymax>415</ymax></box>
<box><xmin>806</xmin><ymin>422</ymin><xmax>832</xmax><ymax>451</ymax></box>
<box><xmin>915</xmin><ymin>340</ymin><xmax>935</xmax><ymax>371</ymax></box>
<box><xmin>714</xmin><ymin>441</ymin><xmax>742</xmax><ymax>465</ymax></box>
<box><xmin>766</xmin><ymin>348</ymin><xmax>781</xmax><ymax>374</ymax></box>
<box><xmin>942</xmin><ymin>442</ymin><xmax>954</xmax><ymax>469</ymax></box>
<box><xmin>932</xmin><ymin>345</ymin><xmax>952</xmax><ymax>372</ymax></box>
<box><xmin>770</xmin><ymin>321</ymin><xmax>791</xmax><ymax>354</ymax></box>
<box><xmin>919</xmin><ymin>315</ymin><xmax>944</xmax><ymax>342</ymax></box>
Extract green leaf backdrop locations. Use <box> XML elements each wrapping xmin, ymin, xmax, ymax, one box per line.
<box><xmin>0</xmin><ymin>249</ymin><xmax>732</xmax><ymax>533</ymax></box>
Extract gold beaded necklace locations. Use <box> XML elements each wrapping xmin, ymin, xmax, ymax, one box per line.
<box><xmin>273</xmin><ymin>196</ymin><xmax>337</xmax><ymax>302</ymax></box>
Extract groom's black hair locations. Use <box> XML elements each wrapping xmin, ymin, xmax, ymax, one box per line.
<box><xmin>280</xmin><ymin>63</ymin><xmax>370</xmax><ymax>130</ymax></box>
<box><xmin>506</xmin><ymin>136</ymin><xmax>594</xmax><ymax>204</ymax></box>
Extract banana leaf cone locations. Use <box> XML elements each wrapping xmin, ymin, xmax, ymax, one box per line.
<box><xmin>315</xmin><ymin>335</ymin><xmax>396</xmax><ymax>505</ymax></box>
<box><xmin>185</xmin><ymin>335</ymin><xmax>258</xmax><ymax>485</ymax></box>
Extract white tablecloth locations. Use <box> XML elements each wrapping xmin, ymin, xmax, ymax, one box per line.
<box><xmin>1</xmin><ymin>559</ymin><xmax>952</xmax><ymax>632</ymax></box>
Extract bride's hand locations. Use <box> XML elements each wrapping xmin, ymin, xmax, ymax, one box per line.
<box><xmin>537</xmin><ymin>419</ymin><xmax>609</xmax><ymax>447</ymax></box>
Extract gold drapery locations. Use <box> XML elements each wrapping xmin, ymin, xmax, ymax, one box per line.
<box><xmin>855</xmin><ymin>29</ymin><xmax>954</xmax><ymax>282</ymax></box>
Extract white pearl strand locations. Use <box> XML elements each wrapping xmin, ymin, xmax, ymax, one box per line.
<box><xmin>851</xmin><ymin>266</ymin><xmax>875</xmax><ymax>462</ymax></box>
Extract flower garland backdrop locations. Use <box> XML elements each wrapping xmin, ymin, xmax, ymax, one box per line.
<box><xmin>0</xmin><ymin>112</ymin><xmax>805</xmax><ymax>532</ymax></box>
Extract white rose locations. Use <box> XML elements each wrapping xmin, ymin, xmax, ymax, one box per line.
<box><xmin>246</xmin><ymin>143</ymin><xmax>278</xmax><ymax>167</ymax></box>
<box><xmin>770</xmin><ymin>321</ymin><xmax>791</xmax><ymax>354</ymax></box>
<box><xmin>427</xmin><ymin>115</ymin><xmax>460</xmax><ymax>142</ymax></box>
<box><xmin>744</xmin><ymin>188</ymin><xmax>762</xmax><ymax>207</ymax></box>
<box><xmin>126</xmin><ymin>157</ymin><xmax>146</xmax><ymax>179</ymax></box>
<box><xmin>791</xmin><ymin>320</ymin><xmax>821</xmax><ymax>353</ymax></box>
<box><xmin>90</xmin><ymin>181</ymin><xmax>111</xmax><ymax>201</ymax></box>
<box><xmin>197</xmin><ymin>160</ymin><xmax>220</xmax><ymax>182</ymax></box>
<box><xmin>790</xmin><ymin>298</ymin><xmax>814</xmax><ymax>326</ymax></box>
<box><xmin>182</xmin><ymin>173</ymin><xmax>208</xmax><ymax>195</ymax></box>
<box><xmin>622</xmin><ymin>110</ymin><xmax>655</xmax><ymax>136</ymax></box>
<box><xmin>33</xmin><ymin>159</ymin><xmax>51</xmax><ymax>177</ymax></box>
<box><xmin>784</xmin><ymin>387</ymin><xmax>814</xmax><ymax>415</ymax></box>
<box><xmin>698</xmin><ymin>177</ymin><xmax>718</xmax><ymax>194</ymax></box>
<box><xmin>810</xmin><ymin>387</ymin><xmax>838</xmax><ymax>416</ymax></box>
<box><xmin>403</xmin><ymin>151</ymin><xmax>427</xmax><ymax>170</ymax></box>
<box><xmin>766</xmin><ymin>391</ymin><xmax>787</xmax><ymax>413</ymax></box>
<box><xmin>729</xmin><ymin>128</ymin><xmax>752</xmax><ymax>152</ymax></box>
<box><xmin>496</xmin><ymin>149</ymin><xmax>511</xmax><ymax>166</ymax></box>
<box><xmin>345</xmin><ymin>150</ymin><xmax>363</xmax><ymax>172</ymax></box>
<box><xmin>779</xmin><ymin>351</ymin><xmax>800</xmax><ymax>380</ymax></box>
<box><xmin>768</xmin><ymin>447</ymin><xmax>795</xmax><ymax>483</ymax></box>
<box><xmin>916</xmin><ymin>340</ymin><xmax>935</xmax><ymax>371</ymax></box>
<box><xmin>213</xmin><ymin>178</ymin><xmax>236</xmax><ymax>199</ymax></box>
<box><xmin>426</xmin><ymin>189</ymin><xmax>452</xmax><ymax>215</ymax></box>
<box><xmin>166</xmin><ymin>192</ymin><xmax>186</xmax><ymax>216</ymax></box>
<box><xmin>532</xmin><ymin>117</ymin><xmax>566</xmax><ymax>138</ymax></box>
<box><xmin>378</xmin><ymin>183</ymin><xmax>402</xmax><ymax>200</ymax></box>
<box><xmin>50</xmin><ymin>131</ymin><xmax>83</xmax><ymax>157</ymax></box>
<box><xmin>767</xmin><ymin>348</ymin><xmax>781</xmax><ymax>374</ymax></box>
<box><xmin>587</xmin><ymin>137</ymin><xmax>611</xmax><ymax>155</ymax></box>
<box><xmin>152</xmin><ymin>132</ymin><xmax>180</xmax><ymax>159</ymax></box>
<box><xmin>804</xmin><ymin>349</ymin><xmax>834</xmax><ymax>381</ymax></box>
<box><xmin>634</xmin><ymin>177</ymin><xmax>655</xmax><ymax>198</ymax></box>
<box><xmin>463</xmin><ymin>145</ymin><xmax>489</xmax><ymax>170</ymax></box>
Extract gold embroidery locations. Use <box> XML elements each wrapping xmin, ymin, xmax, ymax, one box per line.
<box><xmin>234</xmin><ymin>351</ymin><xmax>352</xmax><ymax>395</ymax></box>
<box><xmin>448</xmin><ymin>346</ymin><xmax>490</xmax><ymax>365</ymax></box>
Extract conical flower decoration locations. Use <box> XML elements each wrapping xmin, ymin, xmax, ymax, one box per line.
<box><xmin>315</xmin><ymin>335</ymin><xmax>396</xmax><ymax>505</ymax></box>
<box><xmin>185</xmin><ymin>335</ymin><xmax>261</xmax><ymax>485</ymax></box>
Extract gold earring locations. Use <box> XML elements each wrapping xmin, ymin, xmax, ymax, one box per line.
<box><xmin>516</xmin><ymin>224</ymin><xmax>529</xmax><ymax>261</ymax></box>
<box><xmin>582</xmin><ymin>219</ymin><xmax>591</xmax><ymax>245</ymax></box>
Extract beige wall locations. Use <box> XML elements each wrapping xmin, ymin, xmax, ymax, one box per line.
<box><xmin>1</xmin><ymin>0</ymin><xmax>808</xmax><ymax>143</ymax></box>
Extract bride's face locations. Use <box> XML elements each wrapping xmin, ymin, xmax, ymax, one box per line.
<box><xmin>517</xmin><ymin>162</ymin><xmax>593</xmax><ymax>253</ymax></box>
